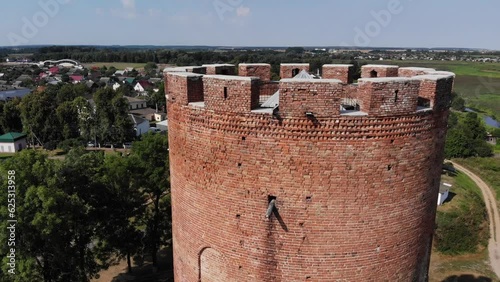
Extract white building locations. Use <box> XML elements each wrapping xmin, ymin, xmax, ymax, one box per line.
<box><xmin>129</xmin><ymin>114</ymin><xmax>149</xmax><ymax>136</ymax></box>
<box><xmin>156</xmin><ymin>120</ymin><xmax>168</xmax><ymax>132</ymax></box>
<box><xmin>438</xmin><ymin>183</ymin><xmax>452</xmax><ymax>206</ymax></box>
<box><xmin>125</xmin><ymin>96</ymin><xmax>147</xmax><ymax>110</ymax></box>
<box><xmin>0</xmin><ymin>132</ymin><xmax>28</xmax><ymax>153</ymax></box>
<box><xmin>112</xmin><ymin>82</ymin><xmax>121</xmax><ymax>91</ymax></box>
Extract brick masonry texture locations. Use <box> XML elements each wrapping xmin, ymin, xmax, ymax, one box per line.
<box><xmin>280</xmin><ymin>64</ymin><xmax>310</xmax><ymax>79</ymax></box>
<box><xmin>165</xmin><ymin>64</ymin><xmax>454</xmax><ymax>281</ymax></box>
<box><xmin>361</xmin><ymin>65</ymin><xmax>400</xmax><ymax>78</ymax></box>
<box><xmin>239</xmin><ymin>64</ymin><xmax>272</xmax><ymax>81</ymax></box>
<box><xmin>322</xmin><ymin>64</ymin><xmax>354</xmax><ymax>84</ymax></box>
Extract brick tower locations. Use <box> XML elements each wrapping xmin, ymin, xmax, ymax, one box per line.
<box><xmin>165</xmin><ymin>63</ymin><xmax>454</xmax><ymax>281</ymax></box>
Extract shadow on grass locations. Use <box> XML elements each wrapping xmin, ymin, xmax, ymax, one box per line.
<box><xmin>110</xmin><ymin>247</ymin><xmax>174</xmax><ymax>282</ymax></box>
<box><xmin>442</xmin><ymin>191</ymin><xmax>457</xmax><ymax>205</ymax></box>
<box><xmin>442</xmin><ymin>275</ymin><xmax>493</xmax><ymax>282</ymax></box>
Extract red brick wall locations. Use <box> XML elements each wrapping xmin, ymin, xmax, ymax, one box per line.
<box><xmin>280</xmin><ymin>64</ymin><xmax>310</xmax><ymax>79</ymax></box>
<box><xmin>398</xmin><ymin>67</ymin><xmax>435</xmax><ymax>77</ymax></box>
<box><xmin>203</xmin><ymin>75</ymin><xmax>260</xmax><ymax>112</ymax></box>
<box><xmin>357</xmin><ymin>78</ymin><xmax>420</xmax><ymax>116</ymax></box>
<box><xmin>361</xmin><ymin>65</ymin><xmax>399</xmax><ymax>78</ymax></box>
<box><xmin>417</xmin><ymin>76</ymin><xmax>454</xmax><ymax>111</ymax></box>
<box><xmin>168</xmin><ymin>104</ymin><xmax>448</xmax><ymax>282</ymax></box>
<box><xmin>204</xmin><ymin>64</ymin><xmax>236</xmax><ymax>75</ymax></box>
<box><xmin>259</xmin><ymin>81</ymin><xmax>279</xmax><ymax>97</ymax></box>
<box><xmin>165</xmin><ymin>72</ymin><xmax>204</xmax><ymax>105</ymax></box>
<box><xmin>239</xmin><ymin>64</ymin><xmax>271</xmax><ymax>81</ymax></box>
<box><xmin>322</xmin><ymin>64</ymin><xmax>353</xmax><ymax>83</ymax></box>
<box><xmin>279</xmin><ymin>79</ymin><xmax>343</xmax><ymax>118</ymax></box>
<box><xmin>167</xmin><ymin>65</ymin><xmax>454</xmax><ymax>282</ymax></box>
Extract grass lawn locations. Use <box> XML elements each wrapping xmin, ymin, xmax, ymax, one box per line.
<box><xmin>0</xmin><ymin>152</ymin><xmax>15</xmax><ymax>160</ymax></box>
<box><xmin>428</xmin><ymin>169</ymin><xmax>497</xmax><ymax>281</ymax></box>
<box><xmin>454</xmin><ymin>157</ymin><xmax>500</xmax><ymax>201</ymax></box>
<box><xmin>429</xmin><ymin>249</ymin><xmax>498</xmax><ymax>282</ymax></box>
<box><xmin>82</xmin><ymin>62</ymin><xmax>146</xmax><ymax>70</ymax></box>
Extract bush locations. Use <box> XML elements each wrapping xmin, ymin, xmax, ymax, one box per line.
<box><xmin>43</xmin><ymin>140</ymin><xmax>58</xmax><ymax>150</ymax></box>
<box><xmin>434</xmin><ymin>189</ymin><xmax>488</xmax><ymax>254</ymax></box>
<box><xmin>57</xmin><ymin>138</ymin><xmax>84</xmax><ymax>153</ymax></box>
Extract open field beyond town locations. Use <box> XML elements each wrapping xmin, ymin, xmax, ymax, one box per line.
<box><xmin>82</xmin><ymin>62</ymin><xmax>147</xmax><ymax>70</ymax></box>
<box><xmin>378</xmin><ymin>60</ymin><xmax>500</xmax><ymax>118</ymax></box>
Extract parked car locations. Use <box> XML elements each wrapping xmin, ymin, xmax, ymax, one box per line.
<box><xmin>87</xmin><ymin>141</ymin><xmax>96</xmax><ymax>147</ymax></box>
<box><xmin>149</xmin><ymin>127</ymin><xmax>161</xmax><ymax>133</ymax></box>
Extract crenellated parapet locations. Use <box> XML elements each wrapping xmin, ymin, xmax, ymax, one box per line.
<box><xmin>165</xmin><ymin>72</ymin><xmax>204</xmax><ymax>105</ymax></box>
<box><xmin>239</xmin><ymin>63</ymin><xmax>271</xmax><ymax>81</ymax></box>
<box><xmin>280</xmin><ymin>63</ymin><xmax>310</xmax><ymax>79</ymax></box>
<box><xmin>361</xmin><ymin>64</ymin><xmax>399</xmax><ymax>78</ymax></box>
<box><xmin>202</xmin><ymin>64</ymin><xmax>236</xmax><ymax>75</ymax></box>
<box><xmin>279</xmin><ymin>78</ymin><xmax>343</xmax><ymax>118</ymax></box>
<box><xmin>165</xmin><ymin>63</ymin><xmax>454</xmax><ymax>118</ymax></box>
<box><xmin>203</xmin><ymin>75</ymin><xmax>260</xmax><ymax>112</ymax></box>
<box><xmin>322</xmin><ymin>64</ymin><xmax>354</xmax><ymax>83</ymax></box>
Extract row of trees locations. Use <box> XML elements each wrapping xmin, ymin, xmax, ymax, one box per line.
<box><xmin>0</xmin><ymin>84</ymin><xmax>134</xmax><ymax>149</ymax></box>
<box><xmin>0</xmin><ymin>133</ymin><xmax>170</xmax><ymax>281</ymax></box>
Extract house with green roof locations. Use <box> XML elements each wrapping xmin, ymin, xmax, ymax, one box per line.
<box><xmin>0</xmin><ymin>132</ymin><xmax>27</xmax><ymax>153</ymax></box>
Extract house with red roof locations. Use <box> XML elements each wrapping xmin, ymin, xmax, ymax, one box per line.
<box><xmin>49</xmin><ymin>66</ymin><xmax>59</xmax><ymax>75</ymax></box>
<box><xmin>134</xmin><ymin>80</ymin><xmax>153</xmax><ymax>94</ymax></box>
<box><xmin>70</xmin><ymin>75</ymin><xmax>84</xmax><ymax>83</ymax></box>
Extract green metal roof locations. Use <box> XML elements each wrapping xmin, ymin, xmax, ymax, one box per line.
<box><xmin>124</xmin><ymin>78</ymin><xmax>136</xmax><ymax>84</ymax></box>
<box><xmin>0</xmin><ymin>132</ymin><xmax>27</xmax><ymax>143</ymax></box>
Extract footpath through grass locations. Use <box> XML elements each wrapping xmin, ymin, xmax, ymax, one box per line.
<box><xmin>455</xmin><ymin>157</ymin><xmax>500</xmax><ymax>201</ymax></box>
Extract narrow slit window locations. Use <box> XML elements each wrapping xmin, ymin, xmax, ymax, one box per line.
<box><xmin>394</xmin><ymin>90</ymin><xmax>399</xmax><ymax>103</ymax></box>
<box><xmin>418</xmin><ymin>97</ymin><xmax>431</xmax><ymax>108</ymax></box>
<box><xmin>224</xmin><ymin>87</ymin><xmax>228</xmax><ymax>99</ymax></box>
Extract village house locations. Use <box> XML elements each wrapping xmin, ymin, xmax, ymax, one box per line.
<box><xmin>0</xmin><ymin>132</ymin><xmax>28</xmax><ymax>153</ymax></box>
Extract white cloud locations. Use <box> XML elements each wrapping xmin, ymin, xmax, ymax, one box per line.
<box><xmin>110</xmin><ymin>0</ymin><xmax>137</xmax><ymax>19</ymax></box>
<box><xmin>236</xmin><ymin>6</ymin><xmax>251</xmax><ymax>17</ymax></box>
<box><xmin>121</xmin><ymin>0</ymin><xmax>135</xmax><ymax>10</ymax></box>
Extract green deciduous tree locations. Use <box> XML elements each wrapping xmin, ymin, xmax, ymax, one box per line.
<box><xmin>93</xmin><ymin>88</ymin><xmax>134</xmax><ymax>145</ymax></box>
<box><xmin>445</xmin><ymin>112</ymin><xmax>493</xmax><ymax>158</ymax></box>
<box><xmin>74</xmin><ymin>97</ymin><xmax>97</xmax><ymax>144</ymax></box>
<box><xmin>130</xmin><ymin>133</ymin><xmax>170</xmax><ymax>268</ymax></box>
<box><xmin>0</xmin><ymin>98</ymin><xmax>23</xmax><ymax>133</ymax></box>
<box><xmin>20</xmin><ymin>91</ymin><xmax>62</xmax><ymax>148</ymax></box>
<box><xmin>98</xmin><ymin>153</ymin><xmax>144</xmax><ymax>273</ymax></box>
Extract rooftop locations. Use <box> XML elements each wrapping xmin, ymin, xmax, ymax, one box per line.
<box><xmin>0</xmin><ymin>132</ymin><xmax>27</xmax><ymax>143</ymax></box>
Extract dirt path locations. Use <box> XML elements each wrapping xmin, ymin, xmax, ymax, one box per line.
<box><xmin>450</xmin><ymin>161</ymin><xmax>500</xmax><ymax>277</ymax></box>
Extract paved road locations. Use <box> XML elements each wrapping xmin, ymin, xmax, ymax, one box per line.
<box><xmin>450</xmin><ymin>161</ymin><xmax>500</xmax><ymax>278</ymax></box>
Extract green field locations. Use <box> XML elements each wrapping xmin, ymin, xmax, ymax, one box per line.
<box><xmin>82</xmin><ymin>62</ymin><xmax>147</xmax><ymax>70</ymax></box>
<box><xmin>379</xmin><ymin>60</ymin><xmax>500</xmax><ymax>118</ymax></box>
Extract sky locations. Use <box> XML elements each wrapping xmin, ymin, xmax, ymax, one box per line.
<box><xmin>1</xmin><ymin>0</ymin><xmax>499</xmax><ymax>50</ymax></box>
